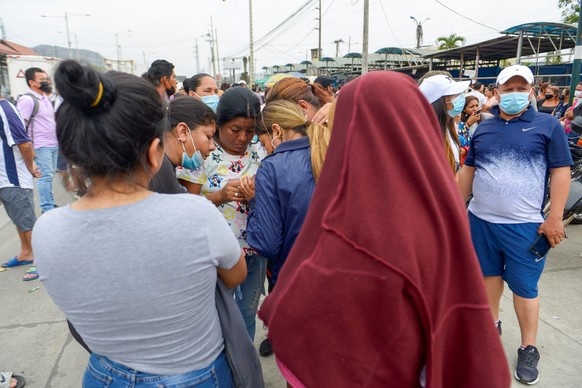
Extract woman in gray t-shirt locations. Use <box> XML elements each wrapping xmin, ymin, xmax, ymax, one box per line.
<box><xmin>33</xmin><ymin>60</ymin><xmax>247</xmax><ymax>387</ymax></box>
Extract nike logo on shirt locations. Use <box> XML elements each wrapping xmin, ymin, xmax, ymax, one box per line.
<box><xmin>522</xmin><ymin>127</ymin><xmax>536</xmax><ymax>132</ymax></box>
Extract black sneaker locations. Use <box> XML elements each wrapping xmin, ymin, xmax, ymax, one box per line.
<box><xmin>259</xmin><ymin>338</ymin><xmax>273</xmax><ymax>357</ymax></box>
<box><xmin>515</xmin><ymin>345</ymin><xmax>540</xmax><ymax>385</ymax></box>
<box><xmin>497</xmin><ymin>320</ymin><xmax>502</xmax><ymax>336</ymax></box>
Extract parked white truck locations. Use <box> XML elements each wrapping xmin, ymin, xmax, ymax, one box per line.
<box><xmin>1</xmin><ymin>54</ymin><xmax>62</xmax><ymax>99</ymax></box>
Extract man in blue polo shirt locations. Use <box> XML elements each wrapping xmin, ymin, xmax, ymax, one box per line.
<box><xmin>458</xmin><ymin>65</ymin><xmax>572</xmax><ymax>385</ymax></box>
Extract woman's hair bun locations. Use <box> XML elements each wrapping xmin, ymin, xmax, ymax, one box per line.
<box><xmin>54</xmin><ymin>60</ymin><xmax>116</xmax><ymax>111</ymax></box>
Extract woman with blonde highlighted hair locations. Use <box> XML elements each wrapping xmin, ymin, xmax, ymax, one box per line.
<box><xmin>266</xmin><ymin>77</ymin><xmax>334</xmax><ymax>124</ymax></box>
<box><xmin>245</xmin><ymin>100</ymin><xmax>332</xmax><ymax>356</ymax></box>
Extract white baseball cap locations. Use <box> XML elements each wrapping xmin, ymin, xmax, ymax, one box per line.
<box><xmin>239</xmin><ymin>80</ymin><xmax>247</xmax><ymax>85</ymax></box>
<box><xmin>419</xmin><ymin>74</ymin><xmax>471</xmax><ymax>104</ymax></box>
<box><xmin>496</xmin><ymin>65</ymin><xmax>534</xmax><ymax>85</ymax></box>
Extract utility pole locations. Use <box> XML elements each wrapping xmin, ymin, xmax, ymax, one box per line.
<box><xmin>195</xmin><ymin>38</ymin><xmax>201</xmax><ymax>74</ymax></box>
<box><xmin>362</xmin><ymin>0</ymin><xmax>369</xmax><ymax>74</ymax></box>
<box><xmin>317</xmin><ymin>0</ymin><xmax>322</xmax><ymax>59</ymax></box>
<box><xmin>249</xmin><ymin>0</ymin><xmax>255</xmax><ymax>87</ymax></box>
<box><xmin>215</xmin><ymin>27</ymin><xmax>221</xmax><ymax>77</ymax></box>
<box><xmin>0</xmin><ymin>18</ymin><xmax>6</xmax><ymax>40</ymax></box>
<box><xmin>210</xmin><ymin>17</ymin><xmax>217</xmax><ymax>76</ymax></box>
<box><xmin>64</xmin><ymin>12</ymin><xmax>71</xmax><ymax>59</ymax></box>
<box><xmin>206</xmin><ymin>19</ymin><xmax>217</xmax><ymax>76</ymax></box>
<box><xmin>115</xmin><ymin>30</ymin><xmax>131</xmax><ymax>71</ymax></box>
<box><xmin>74</xmin><ymin>33</ymin><xmax>79</xmax><ymax>61</ymax></box>
<box><xmin>334</xmin><ymin>38</ymin><xmax>344</xmax><ymax>57</ymax></box>
<box><xmin>570</xmin><ymin>6</ymin><xmax>582</xmax><ymax>105</ymax></box>
<box><xmin>42</xmin><ymin>12</ymin><xmax>89</xmax><ymax>59</ymax></box>
<box><xmin>116</xmin><ymin>34</ymin><xmax>121</xmax><ymax>65</ymax></box>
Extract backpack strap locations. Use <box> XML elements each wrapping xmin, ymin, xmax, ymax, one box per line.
<box><xmin>22</xmin><ymin>93</ymin><xmax>39</xmax><ymax>142</ymax></box>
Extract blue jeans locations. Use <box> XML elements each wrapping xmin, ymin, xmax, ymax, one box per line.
<box><xmin>83</xmin><ymin>352</ymin><xmax>234</xmax><ymax>388</ymax></box>
<box><xmin>235</xmin><ymin>254</ymin><xmax>267</xmax><ymax>341</ymax></box>
<box><xmin>35</xmin><ymin>146</ymin><xmax>58</xmax><ymax>212</ymax></box>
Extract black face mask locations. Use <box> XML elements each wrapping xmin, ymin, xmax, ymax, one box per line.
<box><xmin>544</xmin><ymin>93</ymin><xmax>553</xmax><ymax>100</ymax></box>
<box><xmin>559</xmin><ymin>95</ymin><xmax>565</xmax><ymax>101</ymax></box>
<box><xmin>166</xmin><ymin>86</ymin><xmax>175</xmax><ymax>97</ymax></box>
<box><xmin>39</xmin><ymin>81</ymin><xmax>51</xmax><ymax>93</ymax></box>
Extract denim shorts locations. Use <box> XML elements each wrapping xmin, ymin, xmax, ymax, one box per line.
<box><xmin>0</xmin><ymin>187</ymin><xmax>36</xmax><ymax>231</ymax></box>
<box><xmin>83</xmin><ymin>352</ymin><xmax>234</xmax><ymax>388</ymax></box>
<box><xmin>469</xmin><ymin>212</ymin><xmax>545</xmax><ymax>298</ymax></box>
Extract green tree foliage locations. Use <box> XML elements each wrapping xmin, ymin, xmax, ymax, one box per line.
<box><xmin>558</xmin><ymin>0</ymin><xmax>580</xmax><ymax>24</ymax></box>
<box><xmin>435</xmin><ymin>34</ymin><xmax>466</xmax><ymax>50</ymax></box>
<box><xmin>546</xmin><ymin>52</ymin><xmax>563</xmax><ymax>65</ymax></box>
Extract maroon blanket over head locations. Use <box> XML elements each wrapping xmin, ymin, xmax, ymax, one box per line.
<box><xmin>258</xmin><ymin>71</ymin><xmax>510</xmax><ymax>388</ymax></box>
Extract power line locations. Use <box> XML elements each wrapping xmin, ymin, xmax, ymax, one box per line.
<box><xmin>322</xmin><ymin>0</ymin><xmax>336</xmax><ymax>17</ymax></box>
<box><xmin>215</xmin><ymin>0</ymin><xmax>238</xmax><ymax>28</ymax></box>
<box><xmin>224</xmin><ymin>0</ymin><xmax>317</xmax><ymax>57</ymax></box>
<box><xmin>433</xmin><ymin>0</ymin><xmax>500</xmax><ymax>32</ymax></box>
<box><xmin>378</xmin><ymin>0</ymin><xmax>402</xmax><ymax>48</ymax></box>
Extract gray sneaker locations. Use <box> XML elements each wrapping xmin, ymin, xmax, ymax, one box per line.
<box><xmin>515</xmin><ymin>345</ymin><xmax>540</xmax><ymax>385</ymax></box>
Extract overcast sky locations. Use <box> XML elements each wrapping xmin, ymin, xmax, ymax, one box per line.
<box><xmin>3</xmin><ymin>0</ymin><xmax>564</xmax><ymax>76</ymax></box>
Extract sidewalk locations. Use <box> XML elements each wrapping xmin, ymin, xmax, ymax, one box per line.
<box><xmin>1</xmin><ymin>181</ymin><xmax>581</xmax><ymax>387</ymax></box>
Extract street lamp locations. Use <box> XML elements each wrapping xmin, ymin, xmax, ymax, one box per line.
<box><xmin>410</xmin><ymin>16</ymin><xmax>430</xmax><ymax>49</ymax></box>
<box><xmin>115</xmin><ymin>30</ymin><xmax>132</xmax><ymax>70</ymax></box>
<box><xmin>41</xmin><ymin>12</ymin><xmax>90</xmax><ymax>59</ymax></box>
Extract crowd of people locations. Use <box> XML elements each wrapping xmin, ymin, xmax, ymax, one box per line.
<box><xmin>0</xmin><ymin>58</ymin><xmax>576</xmax><ymax>387</ymax></box>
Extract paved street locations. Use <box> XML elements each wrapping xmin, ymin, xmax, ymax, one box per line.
<box><xmin>1</xmin><ymin>181</ymin><xmax>581</xmax><ymax>387</ymax></box>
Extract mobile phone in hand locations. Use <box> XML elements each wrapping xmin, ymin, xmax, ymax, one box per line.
<box><xmin>475</xmin><ymin>109</ymin><xmax>482</xmax><ymax>115</ymax></box>
<box><xmin>529</xmin><ymin>233</ymin><xmax>551</xmax><ymax>260</ymax></box>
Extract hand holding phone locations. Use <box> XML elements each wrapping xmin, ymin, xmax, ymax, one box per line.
<box><xmin>529</xmin><ymin>233</ymin><xmax>551</xmax><ymax>260</ymax></box>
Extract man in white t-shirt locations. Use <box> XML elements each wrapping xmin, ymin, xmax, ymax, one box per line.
<box><xmin>466</xmin><ymin>81</ymin><xmax>487</xmax><ymax>109</ymax></box>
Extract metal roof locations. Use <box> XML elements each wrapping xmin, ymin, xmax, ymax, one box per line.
<box><xmin>502</xmin><ymin>22</ymin><xmax>577</xmax><ymax>37</ymax></box>
<box><xmin>0</xmin><ymin>40</ymin><xmax>38</xmax><ymax>56</ymax></box>
<box><xmin>375</xmin><ymin>47</ymin><xmax>412</xmax><ymax>55</ymax></box>
<box><xmin>423</xmin><ymin>22</ymin><xmax>577</xmax><ymax>61</ymax></box>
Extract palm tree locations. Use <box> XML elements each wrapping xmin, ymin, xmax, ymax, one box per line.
<box><xmin>435</xmin><ymin>33</ymin><xmax>466</xmax><ymax>50</ymax></box>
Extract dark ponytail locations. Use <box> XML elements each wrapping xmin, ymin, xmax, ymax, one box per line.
<box><xmin>182</xmin><ymin>77</ymin><xmax>191</xmax><ymax>94</ymax></box>
<box><xmin>55</xmin><ymin>60</ymin><xmax>117</xmax><ymax>113</ymax></box>
<box><xmin>54</xmin><ymin>60</ymin><xmax>167</xmax><ymax>180</ymax></box>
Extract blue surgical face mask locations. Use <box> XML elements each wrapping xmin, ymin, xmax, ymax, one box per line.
<box><xmin>180</xmin><ymin>128</ymin><xmax>204</xmax><ymax>170</ymax></box>
<box><xmin>200</xmin><ymin>95</ymin><xmax>220</xmax><ymax>112</ymax></box>
<box><xmin>447</xmin><ymin>93</ymin><xmax>466</xmax><ymax>118</ymax></box>
<box><xmin>499</xmin><ymin>92</ymin><xmax>530</xmax><ymax>115</ymax></box>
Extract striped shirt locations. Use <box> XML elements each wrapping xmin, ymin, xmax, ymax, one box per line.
<box><xmin>0</xmin><ymin>99</ymin><xmax>33</xmax><ymax>189</ymax></box>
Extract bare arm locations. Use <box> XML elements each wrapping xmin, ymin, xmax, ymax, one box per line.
<box><xmin>217</xmin><ymin>253</ymin><xmax>247</xmax><ymax>288</ymax></box>
<box><xmin>16</xmin><ymin>142</ymin><xmax>41</xmax><ymax>177</ymax></box>
<box><xmin>180</xmin><ymin>180</ymin><xmax>202</xmax><ymax>195</ymax></box>
<box><xmin>539</xmin><ymin>167</ymin><xmax>571</xmax><ymax>247</ymax></box>
<box><xmin>457</xmin><ymin>165</ymin><xmax>476</xmax><ymax>202</ymax></box>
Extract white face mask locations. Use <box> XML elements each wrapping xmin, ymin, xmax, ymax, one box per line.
<box><xmin>575</xmin><ymin>90</ymin><xmax>582</xmax><ymax>99</ymax></box>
